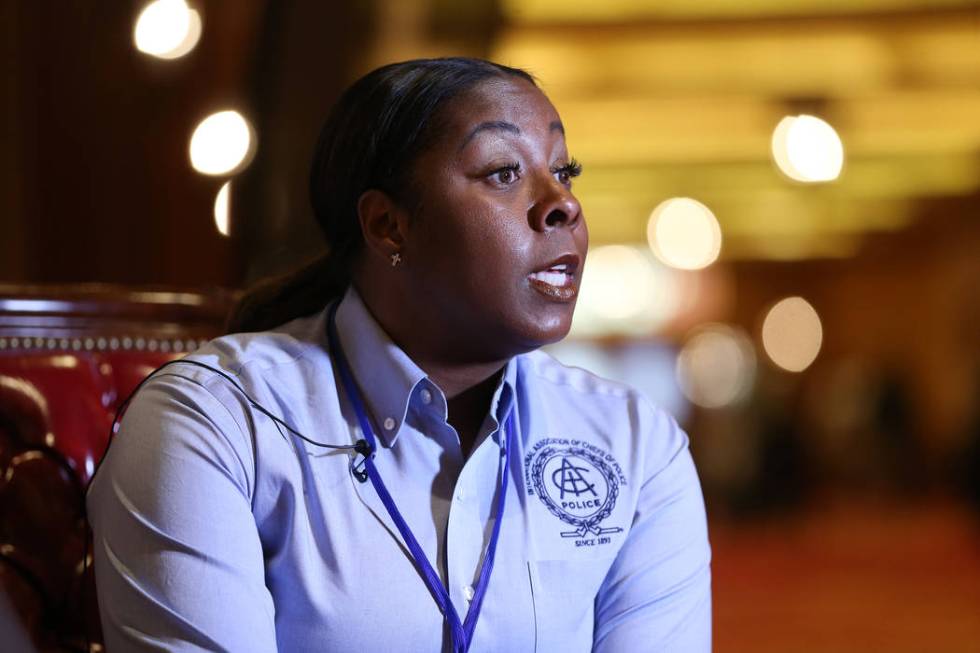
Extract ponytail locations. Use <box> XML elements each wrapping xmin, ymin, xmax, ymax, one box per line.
<box><xmin>224</xmin><ymin>252</ymin><xmax>350</xmax><ymax>333</ymax></box>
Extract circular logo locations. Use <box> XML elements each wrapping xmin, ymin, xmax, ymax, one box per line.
<box><xmin>529</xmin><ymin>445</ymin><xmax>622</xmax><ymax>537</ymax></box>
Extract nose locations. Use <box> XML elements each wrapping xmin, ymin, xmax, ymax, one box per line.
<box><xmin>529</xmin><ymin>177</ymin><xmax>582</xmax><ymax>233</ymax></box>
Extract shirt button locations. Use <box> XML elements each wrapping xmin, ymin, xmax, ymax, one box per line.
<box><xmin>420</xmin><ymin>388</ymin><xmax>432</xmax><ymax>405</ymax></box>
<box><xmin>383</xmin><ymin>417</ymin><xmax>396</xmax><ymax>431</ymax></box>
<box><xmin>455</xmin><ymin>489</ymin><xmax>465</xmax><ymax>501</ymax></box>
<box><xmin>463</xmin><ymin>585</ymin><xmax>475</xmax><ymax>601</ymax></box>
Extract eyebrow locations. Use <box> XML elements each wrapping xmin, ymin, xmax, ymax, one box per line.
<box><xmin>458</xmin><ymin>119</ymin><xmax>565</xmax><ymax>151</ymax></box>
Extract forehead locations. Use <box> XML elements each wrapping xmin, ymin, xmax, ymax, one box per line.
<box><xmin>437</xmin><ymin>77</ymin><xmax>563</xmax><ymax>148</ymax></box>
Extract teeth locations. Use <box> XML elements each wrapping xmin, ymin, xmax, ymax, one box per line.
<box><xmin>529</xmin><ymin>270</ymin><xmax>570</xmax><ymax>287</ymax></box>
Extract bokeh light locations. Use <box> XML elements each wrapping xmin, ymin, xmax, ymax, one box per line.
<box><xmin>133</xmin><ymin>0</ymin><xmax>202</xmax><ymax>60</ymax></box>
<box><xmin>189</xmin><ymin>110</ymin><xmax>256</xmax><ymax>176</ymax></box>
<box><xmin>761</xmin><ymin>296</ymin><xmax>823</xmax><ymax>372</ymax></box>
<box><xmin>771</xmin><ymin>114</ymin><xmax>844</xmax><ymax>183</ymax></box>
<box><xmin>647</xmin><ymin>197</ymin><xmax>722</xmax><ymax>270</ymax></box>
<box><xmin>676</xmin><ymin>323</ymin><xmax>756</xmax><ymax>409</ymax></box>
<box><xmin>571</xmin><ymin>244</ymin><xmax>679</xmax><ymax>337</ymax></box>
<box><xmin>214</xmin><ymin>181</ymin><xmax>230</xmax><ymax>236</ymax></box>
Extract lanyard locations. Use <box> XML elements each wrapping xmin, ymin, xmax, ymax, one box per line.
<box><xmin>327</xmin><ymin>302</ymin><xmax>513</xmax><ymax>653</ymax></box>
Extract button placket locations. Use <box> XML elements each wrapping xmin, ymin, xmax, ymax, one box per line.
<box><xmin>446</xmin><ymin>448</ymin><xmax>490</xmax><ymax>617</ymax></box>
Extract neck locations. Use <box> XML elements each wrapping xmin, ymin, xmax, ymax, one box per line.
<box><xmin>387</xmin><ymin>325</ymin><xmax>508</xmax><ymax>457</ymax></box>
<box><xmin>446</xmin><ymin>369</ymin><xmax>503</xmax><ymax>458</ymax></box>
<box><xmin>418</xmin><ymin>358</ymin><xmax>506</xmax><ymax>400</ymax></box>
<box><xmin>353</xmin><ymin>280</ymin><xmax>510</xmax><ymax>455</ymax></box>
<box><xmin>353</xmin><ymin>278</ymin><xmax>510</xmax><ymax>400</ymax></box>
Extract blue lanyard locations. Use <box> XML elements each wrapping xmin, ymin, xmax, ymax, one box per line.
<box><xmin>327</xmin><ymin>302</ymin><xmax>513</xmax><ymax>653</ymax></box>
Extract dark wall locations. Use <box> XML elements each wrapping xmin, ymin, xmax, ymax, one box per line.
<box><xmin>0</xmin><ymin>0</ymin><xmax>374</xmax><ymax>289</ymax></box>
<box><xmin>1</xmin><ymin>1</ymin><xmax>269</xmax><ymax>285</ymax></box>
<box><xmin>235</xmin><ymin>1</ymin><xmax>372</xmax><ymax>284</ymax></box>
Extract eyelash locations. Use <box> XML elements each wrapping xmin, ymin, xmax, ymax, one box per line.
<box><xmin>488</xmin><ymin>158</ymin><xmax>583</xmax><ymax>186</ymax></box>
<box><xmin>553</xmin><ymin>158</ymin><xmax>583</xmax><ymax>185</ymax></box>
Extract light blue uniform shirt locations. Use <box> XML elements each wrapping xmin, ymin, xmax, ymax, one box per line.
<box><xmin>87</xmin><ymin>287</ymin><xmax>711</xmax><ymax>652</ymax></box>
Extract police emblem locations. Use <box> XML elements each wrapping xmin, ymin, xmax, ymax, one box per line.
<box><xmin>525</xmin><ymin>438</ymin><xmax>626</xmax><ymax>539</ymax></box>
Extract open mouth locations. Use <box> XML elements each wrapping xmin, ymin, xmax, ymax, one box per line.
<box><xmin>528</xmin><ymin>263</ymin><xmax>574</xmax><ymax>288</ymax></box>
<box><xmin>527</xmin><ymin>256</ymin><xmax>579</xmax><ymax>301</ymax></box>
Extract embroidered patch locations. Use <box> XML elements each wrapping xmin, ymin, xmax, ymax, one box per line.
<box><xmin>524</xmin><ymin>438</ymin><xmax>626</xmax><ymax>542</ymax></box>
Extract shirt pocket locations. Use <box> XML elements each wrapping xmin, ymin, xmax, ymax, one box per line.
<box><xmin>528</xmin><ymin>557</ymin><xmax>616</xmax><ymax>653</ymax></box>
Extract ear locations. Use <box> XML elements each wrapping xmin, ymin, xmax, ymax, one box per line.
<box><xmin>357</xmin><ymin>189</ymin><xmax>409</xmax><ymax>265</ymax></box>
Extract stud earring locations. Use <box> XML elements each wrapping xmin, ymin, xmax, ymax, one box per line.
<box><xmin>390</xmin><ymin>252</ymin><xmax>402</xmax><ymax>267</ymax></box>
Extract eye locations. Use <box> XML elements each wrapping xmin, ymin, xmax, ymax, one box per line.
<box><xmin>552</xmin><ymin>158</ymin><xmax>583</xmax><ymax>187</ymax></box>
<box><xmin>489</xmin><ymin>164</ymin><xmax>521</xmax><ymax>186</ymax></box>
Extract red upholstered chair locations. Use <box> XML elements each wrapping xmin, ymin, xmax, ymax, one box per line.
<box><xmin>0</xmin><ymin>284</ymin><xmax>235</xmax><ymax>652</ymax></box>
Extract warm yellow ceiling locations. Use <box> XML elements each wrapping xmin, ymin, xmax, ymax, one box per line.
<box><xmin>501</xmin><ymin>0</ymin><xmax>980</xmax><ymax>23</ymax></box>
<box><xmin>491</xmin><ymin>6</ymin><xmax>980</xmax><ymax>260</ymax></box>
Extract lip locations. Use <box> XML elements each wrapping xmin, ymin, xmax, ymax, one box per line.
<box><xmin>531</xmin><ymin>253</ymin><xmax>581</xmax><ymax>275</ymax></box>
<box><xmin>527</xmin><ymin>253</ymin><xmax>581</xmax><ymax>302</ymax></box>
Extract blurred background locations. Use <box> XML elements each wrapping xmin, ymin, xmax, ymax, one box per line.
<box><xmin>3</xmin><ymin>1</ymin><xmax>979</xmax><ymax>651</ymax></box>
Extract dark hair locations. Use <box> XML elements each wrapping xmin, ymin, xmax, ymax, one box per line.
<box><xmin>225</xmin><ymin>57</ymin><xmax>536</xmax><ymax>333</ymax></box>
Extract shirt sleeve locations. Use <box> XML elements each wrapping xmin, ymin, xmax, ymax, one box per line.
<box><xmin>592</xmin><ymin>400</ymin><xmax>712</xmax><ymax>652</ymax></box>
<box><xmin>86</xmin><ymin>372</ymin><xmax>278</xmax><ymax>652</ymax></box>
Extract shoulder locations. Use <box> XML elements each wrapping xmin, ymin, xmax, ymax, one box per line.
<box><xmin>519</xmin><ymin>349</ymin><xmax>632</xmax><ymax>399</ymax></box>
<box><xmin>127</xmin><ymin>308</ymin><xmax>335</xmax><ymax>453</ymax></box>
<box><xmin>184</xmin><ymin>309</ymin><xmax>330</xmax><ymax>380</ymax></box>
<box><xmin>105</xmin><ymin>309</ymin><xmax>336</xmax><ymax>487</ymax></box>
<box><xmin>149</xmin><ymin>308</ymin><xmax>332</xmax><ymax>397</ymax></box>
<box><xmin>518</xmin><ymin>349</ymin><xmax>689</xmax><ymax>480</ymax></box>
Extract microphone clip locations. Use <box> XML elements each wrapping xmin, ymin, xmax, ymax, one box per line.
<box><xmin>350</xmin><ymin>438</ymin><xmax>374</xmax><ymax>483</ymax></box>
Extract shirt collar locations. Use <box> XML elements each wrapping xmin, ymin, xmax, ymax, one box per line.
<box><xmin>487</xmin><ymin>357</ymin><xmax>518</xmax><ymax>443</ymax></box>
<box><xmin>332</xmin><ymin>286</ymin><xmax>518</xmax><ymax>448</ymax></box>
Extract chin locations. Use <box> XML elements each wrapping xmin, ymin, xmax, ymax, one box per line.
<box><xmin>513</xmin><ymin>312</ymin><xmax>575</xmax><ymax>352</ymax></box>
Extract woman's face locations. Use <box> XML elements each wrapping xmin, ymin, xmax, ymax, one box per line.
<box><xmin>400</xmin><ymin>76</ymin><xmax>588</xmax><ymax>359</ymax></box>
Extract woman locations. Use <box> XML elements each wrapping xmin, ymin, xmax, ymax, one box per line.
<box><xmin>87</xmin><ymin>57</ymin><xmax>711</xmax><ymax>652</ymax></box>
